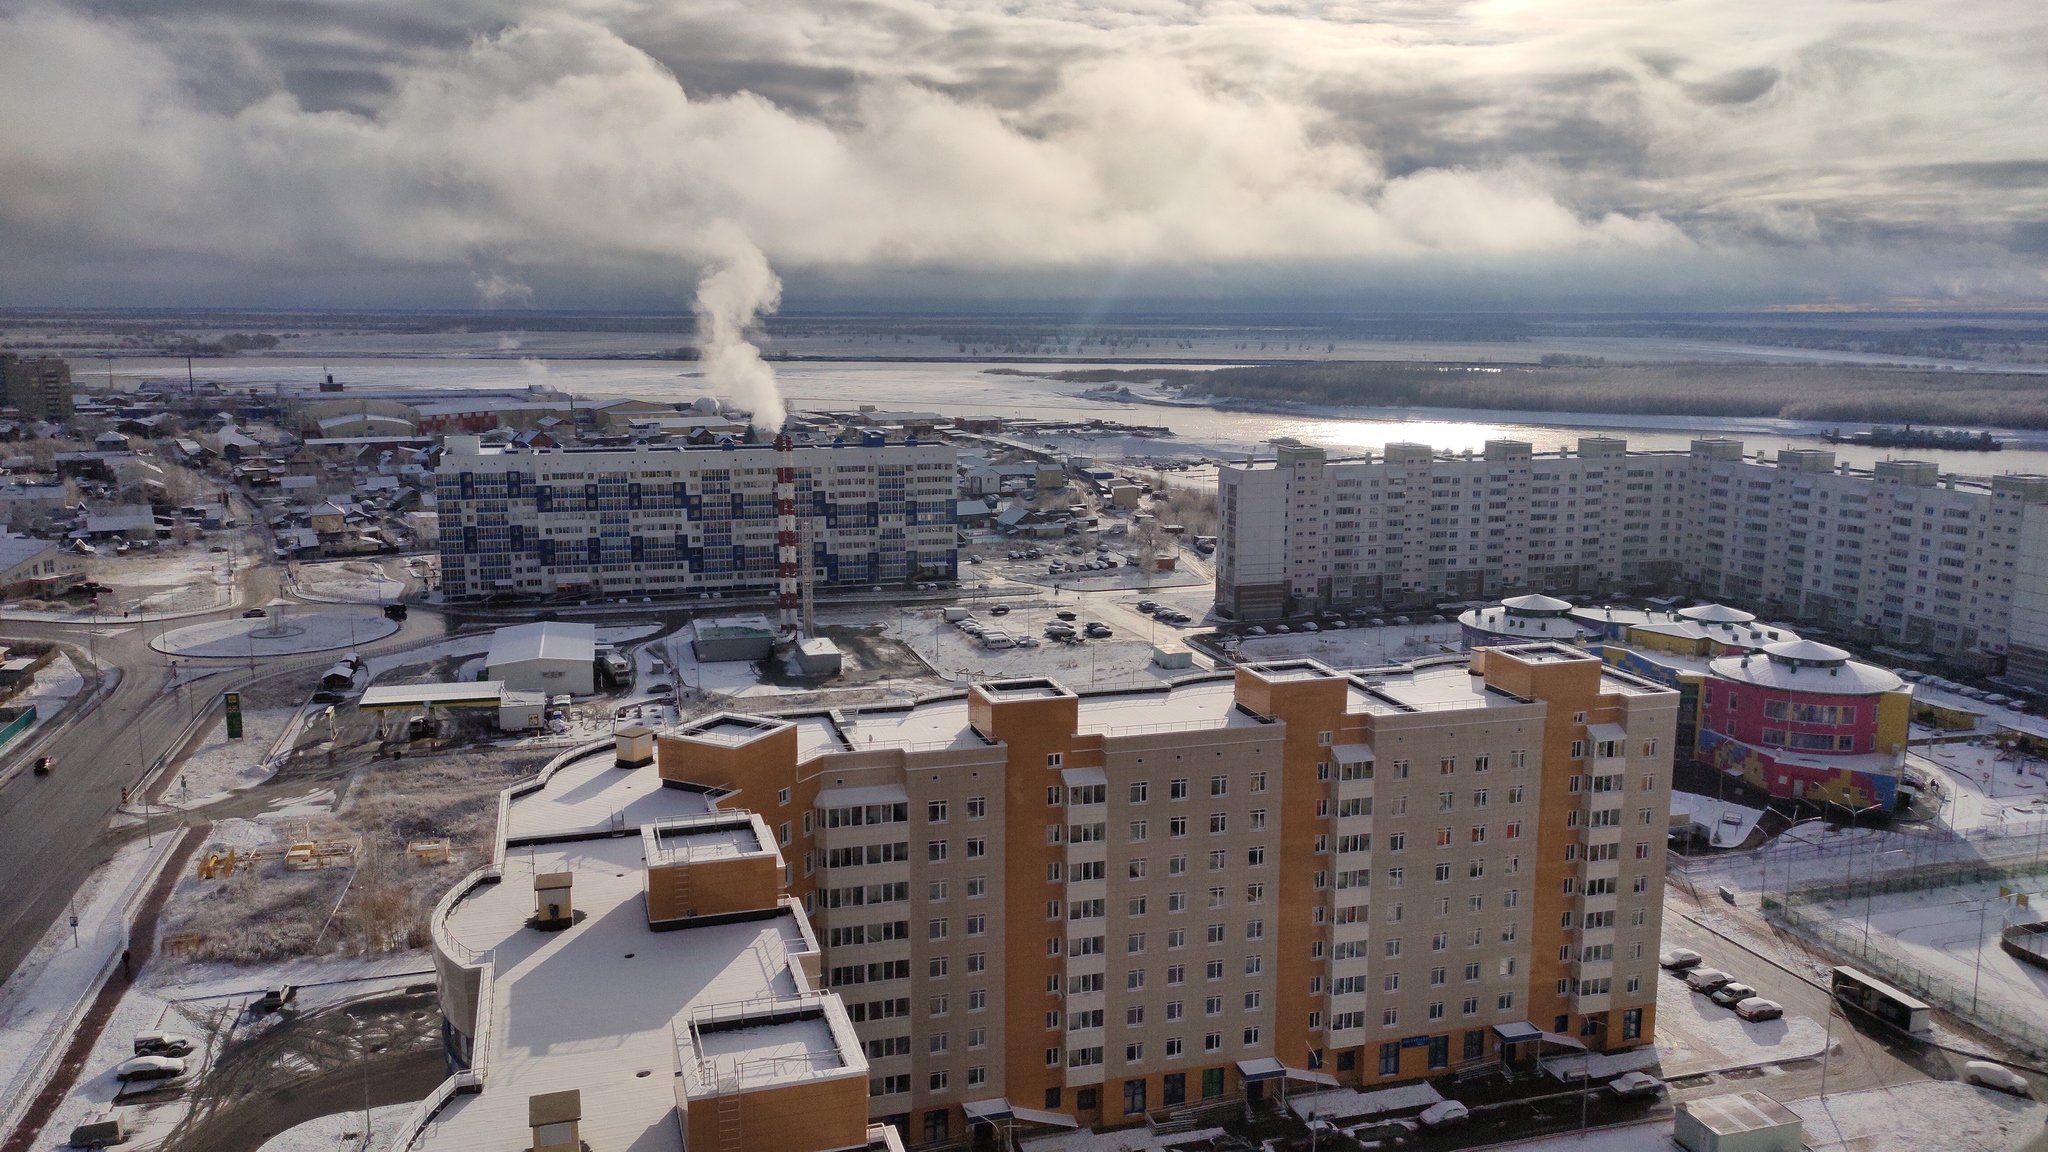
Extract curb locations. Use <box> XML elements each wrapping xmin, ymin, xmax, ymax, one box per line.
<box><xmin>0</xmin><ymin>826</ymin><xmax>190</xmax><ymax>1145</ymax></box>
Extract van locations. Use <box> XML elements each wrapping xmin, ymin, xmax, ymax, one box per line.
<box><xmin>983</xmin><ymin>633</ymin><xmax>1016</xmax><ymax>650</ymax></box>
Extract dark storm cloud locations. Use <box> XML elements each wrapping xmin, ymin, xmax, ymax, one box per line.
<box><xmin>0</xmin><ymin>0</ymin><xmax>2042</xmax><ymax>308</ymax></box>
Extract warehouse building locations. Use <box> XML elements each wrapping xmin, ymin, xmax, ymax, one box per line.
<box><xmin>486</xmin><ymin>621</ymin><xmax>596</xmax><ymax>696</ymax></box>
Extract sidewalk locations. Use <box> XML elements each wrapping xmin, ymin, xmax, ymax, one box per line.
<box><xmin>0</xmin><ymin>830</ymin><xmax>186</xmax><ymax>1140</ymax></box>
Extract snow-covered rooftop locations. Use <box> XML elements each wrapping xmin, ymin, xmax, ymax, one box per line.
<box><xmin>487</xmin><ymin>620</ymin><xmax>596</xmax><ymax>666</ymax></box>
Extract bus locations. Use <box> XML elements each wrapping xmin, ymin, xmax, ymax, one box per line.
<box><xmin>1831</xmin><ymin>966</ymin><xmax>1932</xmax><ymax>1040</ymax></box>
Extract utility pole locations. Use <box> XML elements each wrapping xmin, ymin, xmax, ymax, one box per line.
<box><xmin>1973</xmin><ymin>898</ymin><xmax>1992</xmax><ymax>1015</ymax></box>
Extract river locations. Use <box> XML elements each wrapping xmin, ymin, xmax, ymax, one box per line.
<box><xmin>98</xmin><ymin>355</ymin><xmax>2048</xmax><ymax>479</ymax></box>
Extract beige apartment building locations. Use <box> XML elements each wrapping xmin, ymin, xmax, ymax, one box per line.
<box><xmin>1216</xmin><ymin>438</ymin><xmax>2048</xmax><ymax>671</ymax></box>
<box><xmin>649</xmin><ymin>642</ymin><xmax>1677</xmax><ymax>1143</ymax></box>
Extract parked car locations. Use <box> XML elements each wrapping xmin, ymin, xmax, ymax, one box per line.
<box><xmin>1016</xmin><ymin>637</ymin><xmax>1041</xmax><ymax>649</ymax></box>
<box><xmin>1684</xmin><ymin>967</ymin><xmax>1735</xmax><ymax>994</ymax></box>
<box><xmin>1966</xmin><ymin>1060</ymin><xmax>2032</xmax><ymax>1096</ymax></box>
<box><xmin>311</xmin><ymin>690</ymin><xmax>346</xmax><ymax>705</ymax></box>
<box><xmin>1136</xmin><ymin>600</ymin><xmax>1158</xmax><ymax>612</ymax></box>
<box><xmin>1608</xmin><ymin>1071</ymin><xmax>1663</xmax><ymax>1098</ymax></box>
<box><xmin>1247</xmin><ymin>626</ymin><xmax>1267</xmax><ymax>637</ymax></box>
<box><xmin>1085</xmin><ymin>623</ymin><xmax>1113</xmax><ymax>638</ymax></box>
<box><xmin>1709</xmin><ymin>982</ymin><xmax>1759</xmax><ymax>1008</ymax></box>
<box><xmin>1274</xmin><ymin>624</ymin><xmax>1290</xmax><ymax>634</ymax></box>
<box><xmin>1056</xmin><ymin>611</ymin><xmax>1077</xmax><ymax>621</ymax></box>
<box><xmin>114</xmin><ymin>1055</ymin><xmax>186</xmax><ymax>1083</ymax></box>
<box><xmin>1734</xmin><ymin>997</ymin><xmax>1783</xmax><ymax>1022</ymax></box>
<box><xmin>1658</xmin><ymin>948</ymin><xmax>1703</xmax><ymax>971</ymax></box>
<box><xmin>133</xmin><ymin>1031</ymin><xmax>195</xmax><ymax>1057</ymax></box>
<box><xmin>1418</xmin><ymin>1100</ymin><xmax>1469</xmax><ymax>1128</ymax></box>
<box><xmin>990</xmin><ymin>605</ymin><xmax>1010</xmax><ymax>616</ymax></box>
<box><xmin>1300</xmin><ymin>621</ymin><xmax>1320</xmax><ymax>632</ymax></box>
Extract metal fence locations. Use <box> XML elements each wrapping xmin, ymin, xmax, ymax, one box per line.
<box><xmin>1765</xmin><ymin>856</ymin><xmax>2048</xmax><ymax>1058</ymax></box>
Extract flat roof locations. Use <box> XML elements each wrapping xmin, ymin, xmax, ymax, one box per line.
<box><xmin>1681</xmin><ymin>1090</ymin><xmax>1802</xmax><ymax>1135</ymax></box>
<box><xmin>359</xmin><ymin>681</ymin><xmax>505</xmax><ymax>709</ymax></box>
<box><xmin>647</xmin><ymin>814</ymin><xmax>769</xmax><ymax>863</ymax></box>
<box><xmin>1348</xmin><ymin>663</ymin><xmax>1531</xmax><ymax>715</ymax></box>
<box><xmin>506</xmin><ymin>753</ymin><xmax>711</xmax><ymax>842</ymax></box>
<box><xmin>677</xmin><ymin>714</ymin><xmax>792</xmax><ymax>748</ymax></box>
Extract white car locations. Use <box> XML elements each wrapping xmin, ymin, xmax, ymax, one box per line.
<box><xmin>114</xmin><ymin>1055</ymin><xmax>186</xmax><ymax>1083</ymax></box>
<box><xmin>1966</xmin><ymin>1060</ymin><xmax>2031</xmax><ymax>1096</ymax></box>
<box><xmin>1418</xmin><ymin>1100</ymin><xmax>1469</xmax><ymax>1128</ymax></box>
<box><xmin>1608</xmin><ymin>1071</ymin><xmax>1663</xmax><ymax>1099</ymax></box>
<box><xmin>1658</xmin><ymin>948</ymin><xmax>1702</xmax><ymax>970</ymax></box>
<box><xmin>1685</xmin><ymin>967</ymin><xmax>1734</xmax><ymax>993</ymax></box>
<box><xmin>1734</xmin><ymin>997</ymin><xmax>1783</xmax><ymax>1022</ymax></box>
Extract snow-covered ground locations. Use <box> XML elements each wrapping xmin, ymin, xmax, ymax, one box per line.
<box><xmin>94</xmin><ymin>549</ymin><xmax>241</xmax><ymax>615</ymax></box>
<box><xmin>1653</xmin><ymin>967</ymin><xmax>1827</xmax><ymax>1077</ymax></box>
<box><xmin>1789</xmin><ymin>1079</ymin><xmax>2044</xmax><ymax>1152</ymax></box>
<box><xmin>883</xmin><ymin>605</ymin><xmax>1190</xmax><ymax>692</ymax></box>
<box><xmin>290</xmin><ymin>560</ymin><xmax>406</xmax><ymax>605</ymax></box>
<box><xmin>1807</xmin><ymin>879</ymin><xmax>2048</xmax><ymax>1040</ymax></box>
<box><xmin>163</xmin><ymin>706</ymin><xmax>302</xmax><ymax>808</ymax></box>
<box><xmin>256</xmin><ymin>1102</ymin><xmax>414</xmax><ymax>1152</ymax></box>
<box><xmin>32</xmin><ymin>947</ymin><xmax>437</xmax><ymax>1152</ymax></box>
<box><xmin>0</xmin><ymin>833</ymin><xmax>185</xmax><ymax>1142</ymax></box>
<box><xmin>1913</xmin><ymin>744</ymin><xmax>2048</xmax><ymax>837</ymax></box>
<box><xmin>154</xmin><ymin>610</ymin><xmax>398</xmax><ymax>658</ymax></box>
<box><xmin>1226</xmin><ymin>619</ymin><xmax>1468</xmax><ymax>669</ymax></box>
<box><xmin>4</xmin><ymin>653</ymin><xmax>87</xmax><ymax>754</ymax></box>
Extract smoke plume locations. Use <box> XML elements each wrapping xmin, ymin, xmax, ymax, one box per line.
<box><xmin>693</xmin><ymin>235</ymin><xmax>785</xmax><ymax>433</ymax></box>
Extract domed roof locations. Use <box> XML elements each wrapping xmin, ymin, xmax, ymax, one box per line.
<box><xmin>1679</xmin><ymin>603</ymin><xmax>1755</xmax><ymax>625</ymax></box>
<box><xmin>1763</xmin><ymin>639</ymin><xmax>1851</xmax><ymax>665</ymax></box>
<box><xmin>1501</xmin><ymin>594</ymin><xmax>1573</xmax><ymax>615</ymax></box>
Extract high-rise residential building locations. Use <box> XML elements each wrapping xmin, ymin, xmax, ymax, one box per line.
<box><xmin>1215</xmin><ymin>438</ymin><xmax>2048</xmax><ymax>671</ymax></box>
<box><xmin>0</xmin><ymin>352</ymin><xmax>74</xmax><ymax>420</ymax></box>
<box><xmin>433</xmin><ymin>434</ymin><xmax>958</xmax><ymax>602</ymax></box>
<box><xmin>634</xmin><ymin>646</ymin><xmax>1675</xmax><ymax>1138</ymax></box>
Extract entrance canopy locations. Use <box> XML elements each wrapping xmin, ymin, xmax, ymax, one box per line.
<box><xmin>960</xmin><ymin>1099</ymin><xmax>1077</xmax><ymax>1129</ymax></box>
<box><xmin>1236</xmin><ymin>1058</ymin><xmax>1339</xmax><ymax>1086</ymax></box>
<box><xmin>1493</xmin><ymin>1021</ymin><xmax>1542</xmax><ymax>1044</ymax></box>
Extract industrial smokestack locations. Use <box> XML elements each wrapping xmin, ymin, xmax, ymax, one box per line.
<box><xmin>775</xmin><ymin>432</ymin><xmax>800</xmax><ymax>645</ymax></box>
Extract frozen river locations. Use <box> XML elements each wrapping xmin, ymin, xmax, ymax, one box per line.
<box><xmin>103</xmin><ymin>355</ymin><xmax>2048</xmax><ymax>477</ymax></box>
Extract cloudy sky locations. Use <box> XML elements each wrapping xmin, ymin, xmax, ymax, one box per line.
<box><xmin>0</xmin><ymin>0</ymin><xmax>2042</xmax><ymax>310</ymax></box>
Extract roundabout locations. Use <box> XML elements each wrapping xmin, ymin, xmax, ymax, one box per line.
<box><xmin>151</xmin><ymin>604</ymin><xmax>400</xmax><ymax>658</ymax></box>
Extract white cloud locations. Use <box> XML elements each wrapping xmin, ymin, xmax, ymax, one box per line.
<box><xmin>0</xmin><ymin>0</ymin><xmax>2040</xmax><ymax>306</ymax></box>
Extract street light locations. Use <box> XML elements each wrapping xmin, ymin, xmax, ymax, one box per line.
<box><xmin>1862</xmin><ymin>848</ymin><xmax>1909</xmax><ymax>955</ymax></box>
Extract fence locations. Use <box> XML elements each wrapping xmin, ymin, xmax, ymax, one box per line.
<box><xmin>1765</xmin><ymin>855</ymin><xmax>2048</xmax><ymax>1058</ymax></box>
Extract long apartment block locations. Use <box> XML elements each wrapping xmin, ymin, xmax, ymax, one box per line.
<box><xmin>434</xmin><ymin>434</ymin><xmax>959</xmax><ymax>601</ymax></box>
<box><xmin>1216</xmin><ymin>438</ymin><xmax>2048</xmax><ymax>668</ymax></box>
<box><xmin>650</xmin><ymin>644</ymin><xmax>1677</xmax><ymax>1141</ymax></box>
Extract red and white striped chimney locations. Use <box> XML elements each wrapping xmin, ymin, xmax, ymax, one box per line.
<box><xmin>774</xmin><ymin>432</ymin><xmax>800</xmax><ymax>642</ymax></box>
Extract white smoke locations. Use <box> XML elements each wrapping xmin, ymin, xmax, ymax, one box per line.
<box><xmin>693</xmin><ymin>233</ymin><xmax>785</xmax><ymax>433</ymax></box>
<box><xmin>474</xmin><ymin>271</ymin><xmax>533</xmax><ymax>309</ymax></box>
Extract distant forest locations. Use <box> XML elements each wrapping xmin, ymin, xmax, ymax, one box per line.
<box><xmin>1048</xmin><ymin>363</ymin><xmax>2048</xmax><ymax>431</ymax></box>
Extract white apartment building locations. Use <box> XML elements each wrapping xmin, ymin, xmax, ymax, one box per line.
<box><xmin>435</xmin><ymin>434</ymin><xmax>958</xmax><ymax>602</ymax></box>
<box><xmin>1216</xmin><ymin>439</ymin><xmax>2048</xmax><ymax>670</ymax></box>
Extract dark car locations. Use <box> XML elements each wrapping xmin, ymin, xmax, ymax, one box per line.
<box><xmin>241</xmin><ymin>608</ymin><xmax>268</xmax><ymax>619</ymax></box>
<box><xmin>33</xmin><ymin>755</ymin><xmax>53</xmax><ymax>776</ymax></box>
<box><xmin>382</xmin><ymin>603</ymin><xmax>408</xmax><ymax>621</ymax></box>
<box><xmin>1085</xmin><ymin>623</ymin><xmax>1113</xmax><ymax>638</ymax></box>
<box><xmin>990</xmin><ymin>605</ymin><xmax>1010</xmax><ymax>616</ymax></box>
<box><xmin>311</xmin><ymin>690</ymin><xmax>346</xmax><ymax>705</ymax></box>
<box><xmin>1056</xmin><ymin>610</ymin><xmax>1077</xmax><ymax>621</ymax></box>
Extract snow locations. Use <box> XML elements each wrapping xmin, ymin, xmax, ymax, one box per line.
<box><xmin>153</xmin><ymin>610</ymin><xmax>399</xmax><ymax>657</ymax></box>
<box><xmin>1542</xmin><ymin>1047</ymin><xmax>1662</xmax><ymax>1082</ymax></box>
<box><xmin>1912</xmin><ymin>744</ymin><xmax>2048</xmax><ymax>836</ymax></box>
<box><xmin>93</xmin><ymin>549</ymin><xmax>242</xmax><ymax>615</ymax></box>
<box><xmin>1805</xmin><ymin>879</ymin><xmax>2048</xmax><ymax>1040</ymax></box>
<box><xmin>1454</xmin><ymin>1119</ymin><xmax>1674</xmax><ymax>1152</ymax></box>
<box><xmin>290</xmin><ymin>560</ymin><xmax>406</xmax><ymax>605</ymax></box>
<box><xmin>1652</xmin><ymin>969</ymin><xmax>1827</xmax><ymax>1077</ymax></box>
<box><xmin>1228</xmin><ymin>619</ymin><xmax>1469</xmax><ymax>668</ymax></box>
<box><xmin>4</xmin><ymin>653</ymin><xmax>87</xmax><ymax>754</ymax></box>
<box><xmin>32</xmin><ymin>949</ymin><xmax>438</xmax><ymax>1152</ymax></box>
<box><xmin>162</xmin><ymin>706</ymin><xmax>301</xmax><ymax>808</ymax></box>
<box><xmin>1288</xmin><ymin>1082</ymin><xmax>1443</xmax><ymax>1121</ymax></box>
<box><xmin>1668</xmin><ymin>792</ymin><xmax>1766</xmax><ymax>849</ymax></box>
<box><xmin>361</xmin><ymin>633</ymin><xmax>492</xmax><ymax>682</ymax></box>
<box><xmin>0</xmin><ymin>833</ymin><xmax>185</xmax><ymax>1142</ymax></box>
<box><xmin>255</xmin><ymin>1103</ymin><xmax>414</xmax><ymax>1152</ymax></box>
<box><xmin>1788</xmin><ymin>1080</ymin><xmax>2045</xmax><ymax>1152</ymax></box>
<box><xmin>878</xmin><ymin>605</ymin><xmax>1191</xmax><ymax>693</ymax></box>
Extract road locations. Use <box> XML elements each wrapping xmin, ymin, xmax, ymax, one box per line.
<box><xmin>1655</xmin><ymin>896</ymin><xmax>2013</xmax><ymax>1105</ymax></box>
<box><xmin>0</xmin><ymin>557</ymin><xmax>454</xmax><ymax>986</ymax></box>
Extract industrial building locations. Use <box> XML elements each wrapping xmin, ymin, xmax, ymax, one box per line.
<box><xmin>486</xmin><ymin>621</ymin><xmax>596</xmax><ymax>695</ymax></box>
<box><xmin>1214</xmin><ymin>439</ymin><xmax>2048</xmax><ymax>672</ymax></box>
<box><xmin>623</xmin><ymin>644</ymin><xmax>1675</xmax><ymax>1140</ymax></box>
<box><xmin>433</xmin><ymin>434</ymin><xmax>958</xmax><ymax>602</ymax></box>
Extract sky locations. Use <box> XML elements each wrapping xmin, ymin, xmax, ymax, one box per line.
<box><xmin>0</xmin><ymin>0</ymin><xmax>2043</xmax><ymax>311</ymax></box>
